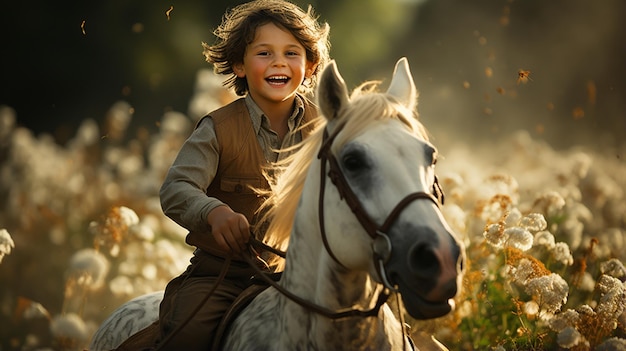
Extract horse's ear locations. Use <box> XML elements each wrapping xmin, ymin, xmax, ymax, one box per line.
<box><xmin>317</xmin><ymin>60</ymin><xmax>349</xmax><ymax>122</ymax></box>
<box><xmin>387</xmin><ymin>57</ymin><xmax>417</xmax><ymax>112</ymax></box>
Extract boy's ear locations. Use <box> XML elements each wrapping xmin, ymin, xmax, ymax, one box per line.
<box><xmin>233</xmin><ymin>62</ymin><xmax>246</xmax><ymax>78</ymax></box>
<box><xmin>305</xmin><ymin>61</ymin><xmax>318</xmax><ymax>78</ymax></box>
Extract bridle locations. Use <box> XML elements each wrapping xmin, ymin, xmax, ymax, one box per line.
<box><xmin>316</xmin><ymin>122</ymin><xmax>445</xmax><ymax>291</ymax></box>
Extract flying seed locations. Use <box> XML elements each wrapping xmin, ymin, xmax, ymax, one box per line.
<box><xmin>517</xmin><ymin>70</ymin><xmax>531</xmax><ymax>84</ymax></box>
<box><xmin>166</xmin><ymin>6</ymin><xmax>174</xmax><ymax>20</ymax></box>
<box><xmin>81</xmin><ymin>20</ymin><xmax>86</xmax><ymax>35</ymax></box>
<box><xmin>485</xmin><ymin>67</ymin><xmax>493</xmax><ymax>78</ymax></box>
<box><xmin>587</xmin><ymin>80</ymin><xmax>596</xmax><ymax>105</ymax></box>
<box><xmin>572</xmin><ymin>107</ymin><xmax>585</xmax><ymax>120</ymax></box>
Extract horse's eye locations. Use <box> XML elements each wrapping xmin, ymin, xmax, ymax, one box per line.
<box><xmin>342</xmin><ymin>152</ymin><xmax>366</xmax><ymax>172</ymax></box>
<box><xmin>424</xmin><ymin>143</ymin><xmax>438</xmax><ymax>166</ymax></box>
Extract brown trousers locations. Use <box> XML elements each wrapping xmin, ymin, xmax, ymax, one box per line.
<box><xmin>157</xmin><ymin>250</ymin><xmax>257</xmax><ymax>351</ymax></box>
<box><xmin>115</xmin><ymin>250</ymin><xmax>257</xmax><ymax>351</ymax></box>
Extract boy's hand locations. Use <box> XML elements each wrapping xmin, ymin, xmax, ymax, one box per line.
<box><xmin>207</xmin><ymin>206</ymin><xmax>250</xmax><ymax>254</ymax></box>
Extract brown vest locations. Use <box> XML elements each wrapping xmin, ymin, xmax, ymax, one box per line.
<box><xmin>186</xmin><ymin>97</ymin><xmax>317</xmax><ymax>257</ymax></box>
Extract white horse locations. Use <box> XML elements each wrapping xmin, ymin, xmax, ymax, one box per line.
<box><xmin>89</xmin><ymin>57</ymin><xmax>464</xmax><ymax>351</ymax></box>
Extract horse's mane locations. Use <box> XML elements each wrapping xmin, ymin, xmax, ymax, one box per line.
<box><xmin>258</xmin><ymin>81</ymin><xmax>429</xmax><ymax>268</ymax></box>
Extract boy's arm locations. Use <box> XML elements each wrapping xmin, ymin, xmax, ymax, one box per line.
<box><xmin>159</xmin><ymin>118</ymin><xmax>223</xmax><ymax>234</ymax></box>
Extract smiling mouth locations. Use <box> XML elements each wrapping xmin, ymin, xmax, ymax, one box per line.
<box><xmin>266</xmin><ymin>75</ymin><xmax>290</xmax><ymax>85</ymax></box>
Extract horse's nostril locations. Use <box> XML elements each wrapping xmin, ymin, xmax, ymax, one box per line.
<box><xmin>409</xmin><ymin>243</ymin><xmax>440</xmax><ymax>278</ymax></box>
<box><xmin>458</xmin><ymin>254</ymin><xmax>465</xmax><ymax>272</ymax></box>
<box><xmin>454</xmin><ymin>240</ymin><xmax>465</xmax><ymax>273</ymax></box>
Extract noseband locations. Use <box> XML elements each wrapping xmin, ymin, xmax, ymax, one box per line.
<box><xmin>317</xmin><ymin>123</ymin><xmax>445</xmax><ymax>291</ymax></box>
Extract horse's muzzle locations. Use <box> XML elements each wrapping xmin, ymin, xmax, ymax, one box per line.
<box><xmin>385</xmin><ymin>223</ymin><xmax>463</xmax><ymax>320</ymax></box>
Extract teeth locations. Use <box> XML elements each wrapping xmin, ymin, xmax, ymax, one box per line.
<box><xmin>268</xmin><ymin>76</ymin><xmax>288</xmax><ymax>81</ymax></box>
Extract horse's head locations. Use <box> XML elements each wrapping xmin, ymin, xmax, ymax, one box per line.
<box><xmin>316</xmin><ymin>58</ymin><xmax>465</xmax><ymax>320</ymax></box>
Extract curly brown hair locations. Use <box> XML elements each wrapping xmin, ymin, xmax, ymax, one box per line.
<box><xmin>202</xmin><ymin>0</ymin><xmax>330</xmax><ymax>96</ymax></box>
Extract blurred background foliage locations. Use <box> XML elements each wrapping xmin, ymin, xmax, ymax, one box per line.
<box><xmin>1</xmin><ymin>0</ymin><xmax>624</xmax><ymax>150</ymax></box>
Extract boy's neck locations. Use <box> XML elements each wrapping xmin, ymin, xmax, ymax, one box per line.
<box><xmin>251</xmin><ymin>95</ymin><xmax>296</xmax><ymax>139</ymax></box>
<box><xmin>258</xmin><ymin>97</ymin><xmax>295</xmax><ymax>121</ymax></box>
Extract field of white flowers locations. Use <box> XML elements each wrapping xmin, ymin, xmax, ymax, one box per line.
<box><xmin>0</xmin><ymin>69</ymin><xmax>624</xmax><ymax>351</ymax></box>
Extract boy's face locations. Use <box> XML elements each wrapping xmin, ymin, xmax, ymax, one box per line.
<box><xmin>233</xmin><ymin>22</ymin><xmax>315</xmax><ymax>109</ymax></box>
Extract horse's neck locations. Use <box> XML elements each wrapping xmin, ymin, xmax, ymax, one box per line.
<box><xmin>282</xmin><ymin>236</ymin><xmax>375</xmax><ymax>308</ymax></box>
<box><xmin>279</xmin><ymin>226</ymin><xmax>406</xmax><ymax>349</ymax></box>
<box><xmin>274</xmin><ymin>175</ymin><xmax>405</xmax><ymax>349</ymax></box>
<box><xmin>280</xmin><ymin>171</ymin><xmax>376</xmax><ymax>310</ymax></box>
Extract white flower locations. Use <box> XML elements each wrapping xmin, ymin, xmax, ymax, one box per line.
<box><xmin>456</xmin><ymin>300</ymin><xmax>473</xmax><ymax>319</ymax></box>
<box><xmin>596</xmin><ymin>275</ymin><xmax>626</xmax><ymax>322</ymax></box>
<box><xmin>104</xmin><ymin>101</ymin><xmax>133</xmax><ymax>141</ymax></box>
<box><xmin>483</xmin><ymin>223</ymin><xmax>505</xmax><ymax>249</ymax></box>
<box><xmin>441</xmin><ymin>203</ymin><xmax>467</xmax><ymax>237</ymax></box>
<box><xmin>557</xmin><ymin>326</ymin><xmax>583</xmax><ymax>348</ymax></box>
<box><xmin>603</xmin><ymin>228</ymin><xmax>624</xmax><ymax>253</ymax></box>
<box><xmin>50</xmin><ymin>313</ymin><xmax>89</xmax><ymax>346</ymax></box>
<box><xmin>596</xmin><ymin>337</ymin><xmax>626</xmax><ymax>351</ymax></box>
<box><xmin>479</xmin><ymin>194</ymin><xmax>515</xmax><ymax>224</ymax></box>
<box><xmin>13</xmin><ymin>297</ymin><xmax>52</xmax><ymax>321</ymax></box>
<box><xmin>577</xmin><ymin>304</ymin><xmax>596</xmax><ymax>317</ymax></box>
<box><xmin>0</xmin><ymin>229</ymin><xmax>15</xmax><ymax>264</ymax></box>
<box><xmin>577</xmin><ymin>271</ymin><xmax>596</xmax><ymax>292</ymax></box>
<box><xmin>66</xmin><ymin>248</ymin><xmax>110</xmax><ymax>290</ymax></box>
<box><xmin>523</xmin><ymin>300</ymin><xmax>539</xmax><ymax>317</ymax></box>
<box><xmin>504</xmin><ymin>227</ymin><xmax>533</xmax><ymax>251</ymax></box>
<box><xmin>533</xmin><ymin>231</ymin><xmax>556</xmax><ymax>250</ymax></box>
<box><xmin>142</xmin><ymin>263</ymin><xmax>158</xmax><ymax>280</ymax></box>
<box><xmin>560</xmin><ymin>218</ymin><xmax>584</xmax><ymax>251</ymax></box>
<box><xmin>509</xmin><ymin>258</ymin><xmax>535</xmax><ymax>285</ymax></box>
<box><xmin>109</xmin><ymin>275</ymin><xmax>134</xmax><ymax>297</ymax></box>
<box><xmin>524</xmin><ymin>273</ymin><xmax>569</xmax><ymax>314</ymax></box>
<box><xmin>484</xmin><ymin>174</ymin><xmax>519</xmax><ymax>204</ymax></box>
<box><xmin>130</xmin><ymin>223</ymin><xmax>155</xmax><ymax>242</ymax></box>
<box><xmin>531</xmin><ymin>191</ymin><xmax>566</xmax><ymax>217</ymax></box>
<box><xmin>504</xmin><ymin>208</ymin><xmax>522</xmax><ymax>227</ymax></box>
<box><xmin>73</xmin><ymin>118</ymin><xmax>99</xmax><ymax>146</ymax></box>
<box><xmin>118</xmin><ymin>206</ymin><xmax>140</xmax><ymax>227</ymax></box>
<box><xmin>548</xmin><ymin>309</ymin><xmax>580</xmax><ymax>332</ymax></box>
<box><xmin>570</xmin><ymin>152</ymin><xmax>592</xmax><ymax>179</ymax></box>
<box><xmin>600</xmin><ymin>258</ymin><xmax>626</xmax><ymax>280</ymax></box>
<box><xmin>552</xmin><ymin>242</ymin><xmax>574</xmax><ymax>266</ymax></box>
<box><xmin>161</xmin><ymin>110</ymin><xmax>193</xmax><ymax>135</ymax></box>
<box><xmin>519</xmin><ymin>213</ymin><xmax>547</xmax><ymax>232</ymax></box>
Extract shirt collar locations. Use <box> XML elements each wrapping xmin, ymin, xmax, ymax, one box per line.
<box><xmin>245</xmin><ymin>94</ymin><xmax>306</xmax><ymax>135</ymax></box>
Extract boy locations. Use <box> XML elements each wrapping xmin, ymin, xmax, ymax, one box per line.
<box><xmin>156</xmin><ymin>1</ymin><xmax>330</xmax><ymax>350</ymax></box>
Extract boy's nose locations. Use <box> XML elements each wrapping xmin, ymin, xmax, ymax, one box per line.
<box><xmin>272</xmin><ymin>56</ymin><xmax>287</xmax><ymax>67</ymax></box>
